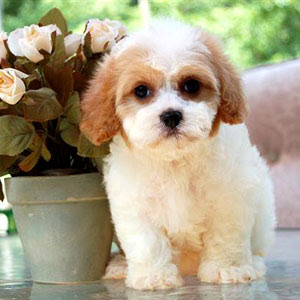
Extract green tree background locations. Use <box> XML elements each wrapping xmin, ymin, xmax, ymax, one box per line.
<box><xmin>3</xmin><ymin>0</ymin><xmax>300</xmax><ymax>70</ymax></box>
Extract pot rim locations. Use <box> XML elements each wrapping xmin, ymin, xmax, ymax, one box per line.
<box><xmin>10</xmin><ymin>196</ymin><xmax>108</xmax><ymax>206</ymax></box>
<box><xmin>4</xmin><ymin>172</ymin><xmax>101</xmax><ymax>181</ymax></box>
<box><xmin>5</xmin><ymin>172</ymin><xmax>107</xmax><ymax>205</ymax></box>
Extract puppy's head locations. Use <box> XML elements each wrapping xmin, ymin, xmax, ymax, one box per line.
<box><xmin>80</xmin><ymin>20</ymin><xmax>248</xmax><ymax>152</ymax></box>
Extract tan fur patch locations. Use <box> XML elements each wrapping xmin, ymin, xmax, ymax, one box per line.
<box><xmin>171</xmin><ymin>65</ymin><xmax>219</xmax><ymax>108</ymax></box>
<box><xmin>172</xmin><ymin>64</ymin><xmax>218</xmax><ymax>94</ymax></box>
<box><xmin>80</xmin><ymin>57</ymin><xmax>120</xmax><ymax>145</ymax></box>
<box><xmin>175</xmin><ymin>248</ymin><xmax>201</xmax><ymax>276</ymax></box>
<box><xmin>209</xmin><ymin>111</ymin><xmax>222</xmax><ymax>137</ymax></box>
<box><xmin>201</xmin><ymin>31</ymin><xmax>249</xmax><ymax>124</ymax></box>
<box><xmin>115</xmin><ymin>50</ymin><xmax>165</xmax><ymax>126</ymax></box>
<box><xmin>116</xmin><ymin>65</ymin><xmax>164</xmax><ymax>105</ymax></box>
<box><xmin>120</xmin><ymin>126</ymin><xmax>132</xmax><ymax>150</ymax></box>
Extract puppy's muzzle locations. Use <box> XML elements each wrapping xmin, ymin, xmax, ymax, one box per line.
<box><xmin>160</xmin><ymin>110</ymin><xmax>183</xmax><ymax>129</ymax></box>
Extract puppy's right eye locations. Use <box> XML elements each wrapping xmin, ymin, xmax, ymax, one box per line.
<box><xmin>183</xmin><ymin>79</ymin><xmax>200</xmax><ymax>94</ymax></box>
<box><xmin>134</xmin><ymin>85</ymin><xmax>150</xmax><ymax>99</ymax></box>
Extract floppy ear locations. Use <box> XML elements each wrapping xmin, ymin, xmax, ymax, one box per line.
<box><xmin>203</xmin><ymin>33</ymin><xmax>248</xmax><ymax>124</ymax></box>
<box><xmin>80</xmin><ymin>56</ymin><xmax>120</xmax><ymax>145</ymax></box>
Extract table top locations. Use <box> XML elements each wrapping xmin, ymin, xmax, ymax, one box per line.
<box><xmin>1</xmin><ymin>230</ymin><xmax>300</xmax><ymax>300</ymax></box>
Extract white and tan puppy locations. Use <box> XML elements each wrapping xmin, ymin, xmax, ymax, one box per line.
<box><xmin>80</xmin><ymin>19</ymin><xmax>276</xmax><ymax>290</ymax></box>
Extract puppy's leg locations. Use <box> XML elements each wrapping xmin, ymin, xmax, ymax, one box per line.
<box><xmin>103</xmin><ymin>253</ymin><xmax>127</xmax><ymax>279</ymax></box>
<box><xmin>251</xmin><ymin>177</ymin><xmax>276</xmax><ymax>277</ymax></box>
<box><xmin>251</xmin><ymin>177</ymin><xmax>276</xmax><ymax>256</ymax></box>
<box><xmin>111</xmin><ymin>212</ymin><xmax>182</xmax><ymax>290</ymax></box>
<box><xmin>198</xmin><ymin>194</ymin><xmax>259</xmax><ymax>284</ymax></box>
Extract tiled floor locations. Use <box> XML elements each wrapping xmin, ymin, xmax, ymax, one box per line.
<box><xmin>0</xmin><ymin>230</ymin><xmax>300</xmax><ymax>299</ymax></box>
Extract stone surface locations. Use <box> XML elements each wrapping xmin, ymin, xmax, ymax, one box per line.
<box><xmin>0</xmin><ymin>230</ymin><xmax>300</xmax><ymax>299</ymax></box>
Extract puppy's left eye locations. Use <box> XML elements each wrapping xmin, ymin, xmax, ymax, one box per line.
<box><xmin>183</xmin><ymin>79</ymin><xmax>200</xmax><ymax>94</ymax></box>
<box><xmin>134</xmin><ymin>85</ymin><xmax>150</xmax><ymax>99</ymax></box>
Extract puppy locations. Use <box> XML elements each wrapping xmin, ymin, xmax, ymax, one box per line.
<box><xmin>80</xmin><ymin>19</ymin><xmax>276</xmax><ymax>290</ymax></box>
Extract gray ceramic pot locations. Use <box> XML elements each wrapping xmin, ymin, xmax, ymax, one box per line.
<box><xmin>5</xmin><ymin>173</ymin><xmax>113</xmax><ymax>284</ymax></box>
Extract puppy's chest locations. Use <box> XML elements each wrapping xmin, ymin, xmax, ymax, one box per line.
<box><xmin>142</xmin><ymin>168</ymin><xmax>208</xmax><ymax>238</ymax></box>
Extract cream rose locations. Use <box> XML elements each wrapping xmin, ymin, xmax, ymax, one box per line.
<box><xmin>0</xmin><ymin>68</ymin><xmax>28</xmax><ymax>105</ymax></box>
<box><xmin>0</xmin><ymin>31</ymin><xmax>8</xmax><ymax>61</ymax></box>
<box><xmin>64</xmin><ymin>33</ymin><xmax>82</xmax><ymax>58</ymax></box>
<box><xmin>8</xmin><ymin>24</ymin><xmax>61</xmax><ymax>63</ymax></box>
<box><xmin>103</xmin><ymin>19</ymin><xmax>127</xmax><ymax>42</ymax></box>
<box><xmin>83</xmin><ymin>19</ymin><xmax>127</xmax><ymax>53</ymax></box>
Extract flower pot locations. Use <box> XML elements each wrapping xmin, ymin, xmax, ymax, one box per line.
<box><xmin>4</xmin><ymin>173</ymin><xmax>113</xmax><ymax>284</ymax></box>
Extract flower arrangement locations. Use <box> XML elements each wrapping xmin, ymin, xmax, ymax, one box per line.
<box><xmin>0</xmin><ymin>8</ymin><xmax>127</xmax><ymax>199</ymax></box>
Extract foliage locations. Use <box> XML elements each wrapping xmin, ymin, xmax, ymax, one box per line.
<box><xmin>0</xmin><ymin>8</ymin><xmax>126</xmax><ymax>200</ymax></box>
<box><xmin>3</xmin><ymin>0</ymin><xmax>299</xmax><ymax>69</ymax></box>
<box><xmin>165</xmin><ymin>0</ymin><xmax>300</xmax><ymax>68</ymax></box>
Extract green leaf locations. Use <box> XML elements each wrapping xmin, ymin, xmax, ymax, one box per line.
<box><xmin>24</xmin><ymin>71</ymin><xmax>41</xmax><ymax>90</ymax></box>
<box><xmin>83</xmin><ymin>32</ymin><xmax>93</xmax><ymax>59</ymax></box>
<box><xmin>65</xmin><ymin>92</ymin><xmax>81</xmax><ymax>124</ymax></box>
<box><xmin>0</xmin><ymin>116</ymin><xmax>35</xmax><ymax>156</ymax></box>
<box><xmin>28</xmin><ymin>133</ymin><xmax>43</xmax><ymax>152</ymax></box>
<box><xmin>0</xmin><ymin>180</ymin><xmax>4</xmax><ymax>201</ymax></box>
<box><xmin>47</xmin><ymin>34</ymin><xmax>66</xmax><ymax>69</ymax></box>
<box><xmin>82</xmin><ymin>56</ymin><xmax>103</xmax><ymax>78</ymax></box>
<box><xmin>77</xmin><ymin>134</ymin><xmax>110</xmax><ymax>158</ymax></box>
<box><xmin>23</xmin><ymin>88</ymin><xmax>63</xmax><ymax>122</ymax></box>
<box><xmin>73</xmin><ymin>71</ymin><xmax>88</xmax><ymax>94</ymax></box>
<box><xmin>4</xmin><ymin>40</ymin><xmax>16</xmax><ymax>65</ymax></box>
<box><xmin>22</xmin><ymin>95</ymin><xmax>36</xmax><ymax>106</ymax></box>
<box><xmin>0</xmin><ymin>155</ymin><xmax>17</xmax><ymax>175</ymax></box>
<box><xmin>66</xmin><ymin>48</ymin><xmax>84</xmax><ymax>72</ymax></box>
<box><xmin>0</xmin><ymin>101</ymin><xmax>9</xmax><ymax>110</ymax></box>
<box><xmin>41</xmin><ymin>142</ymin><xmax>51</xmax><ymax>162</ymax></box>
<box><xmin>93</xmin><ymin>157</ymin><xmax>104</xmax><ymax>170</ymax></box>
<box><xmin>39</xmin><ymin>8</ymin><xmax>68</xmax><ymax>36</ymax></box>
<box><xmin>43</xmin><ymin>65</ymin><xmax>74</xmax><ymax>106</ymax></box>
<box><xmin>18</xmin><ymin>135</ymin><xmax>42</xmax><ymax>172</ymax></box>
<box><xmin>0</xmin><ymin>58</ymin><xmax>11</xmax><ymax>69</ymax></box>
<box><xmin>14</xmin><ymin>57</ymin><xmax>37</xmax><ymax>74</ymax></box>
<box><xmin>60</xmin><ymin>118</ymin><xmax>80</xmax><ymax>147</ymax></box>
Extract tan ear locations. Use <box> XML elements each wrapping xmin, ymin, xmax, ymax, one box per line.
<box><xmin>203</xmin><ymin>32</ymin><xmax>248</xmax><ymax>124</ymax></box>
<box><xmin>80</xmin><ymin>56</ymin><xmax>120</xmax><ymax>145</ymax></box>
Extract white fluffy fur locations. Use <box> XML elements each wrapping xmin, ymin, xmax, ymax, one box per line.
<box><xmin>102</xmin><ymin>20</ymin><xmax>276</xmax><ymax>290</ymax></box>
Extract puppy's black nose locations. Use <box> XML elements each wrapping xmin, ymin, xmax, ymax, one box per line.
<box><xmin>160</xmin><ymin>110</ymin><xmax>183</xmax><ymax>129</ymax></box>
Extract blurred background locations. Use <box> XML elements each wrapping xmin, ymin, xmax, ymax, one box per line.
<box><xmin>1</xmin><ymin>0</ymin><xmax>300</xmax><ymax>70</ymax></box>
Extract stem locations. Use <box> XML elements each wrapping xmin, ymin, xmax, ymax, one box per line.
<box><xmin>38</xmin><ymin>65</ymin><xmax>45</xmax><ymax>86</ymax></box>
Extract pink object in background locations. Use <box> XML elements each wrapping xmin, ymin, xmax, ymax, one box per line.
<box><xmin>243</xmin><ymin>59</ymin><xmax>300</xmax><ymax>228</ymax></box>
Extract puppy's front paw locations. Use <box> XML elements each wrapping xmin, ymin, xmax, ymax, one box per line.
<box><xmin>126</xmin><ymin>263</ymin><xmax>183</xmax><ymax>290</ymax></box>
<box><xmin>198</xmin><ymin>260</ymin><xmax>263</xmax><ymax>284</ymax></box>
<box><xmin>103</xmin><ymin>254</ymin><xmax>127</xmax><ymax>279</ymax></box>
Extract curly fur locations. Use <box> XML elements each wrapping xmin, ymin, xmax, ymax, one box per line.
<box><xmin>80</xmin><ymin>19</ymin><xmax>275</xmax><ymax>290</ymax></box>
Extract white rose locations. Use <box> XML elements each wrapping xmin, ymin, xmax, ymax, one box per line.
<box><xmin>8</xmin><ymin>24</ymin><xmax>61</xmax><ymax>63</ymax></box>
<box><xmin>103</xmin><ymin>19</ymin><xmax>127</xmax><ymax>42</ymax></box>
<box><xmin>83</xmin><ymin>19</ymin><xmax>126</xmax><ymax>53</ymax></box>
<box><xmin>0</xmin><ymin>31</ymin><xmax>8</xmax><ymax>61</ymax></box>
<box><xmin>0</xmin><ymin>68</ymin><xmax>28</xmax><ymax>105</ymax></box>
<box><xmin>64</xmin><ymin>33</ymin><xmax>82</xmax><ymax>58</ymax></box>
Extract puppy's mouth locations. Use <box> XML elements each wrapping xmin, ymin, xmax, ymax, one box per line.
<box><xmin>164</xmin><ymin>127</ymin><xmax>181</xmax><ymax>139</ymax></box>
<box><xmin>161</xmin><ymin>125</ymin><xmax>203</xmax><ymax>144</ymax></box>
